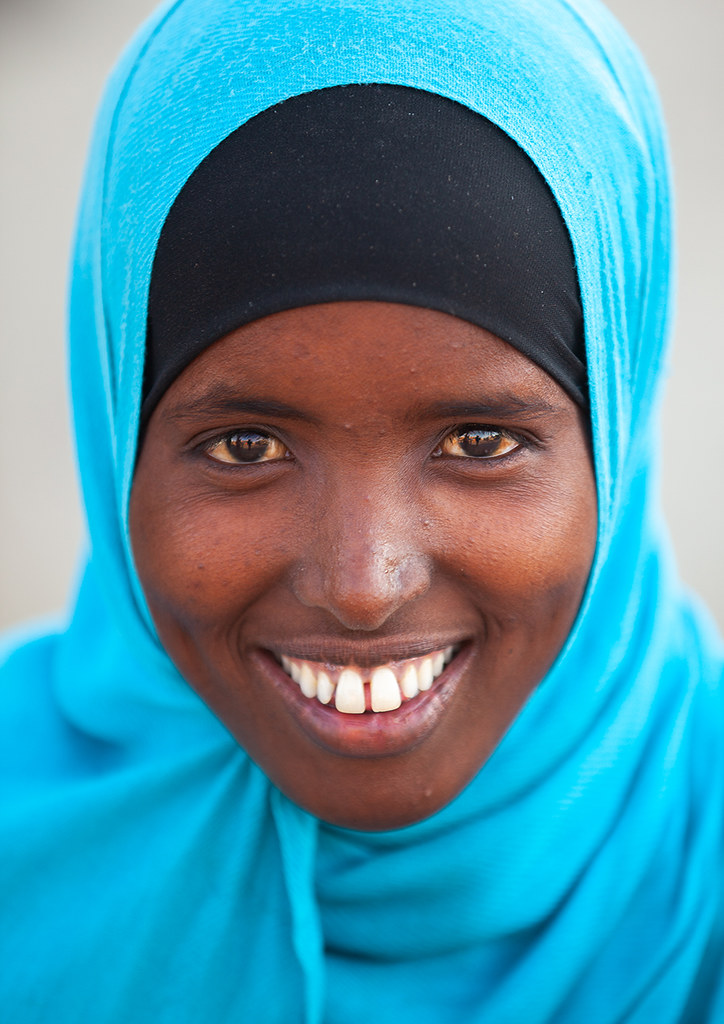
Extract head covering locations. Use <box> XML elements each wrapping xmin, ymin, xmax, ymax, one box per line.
<box><xmin>143</xmin><ymin>85</ymin><xmax>586</xmax><ymax>425</ymax></box>
<box><xmin>2</xmin><ymin>1</ymin><xmax>724</xmax><ymax>1021</ymax></box>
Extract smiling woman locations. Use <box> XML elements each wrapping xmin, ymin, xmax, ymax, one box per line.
<box><xmin>129</xmin><ymin>85</ymin><xmax>596</xmax><ymax>831</ymax></box>
<box><xmin>132</xmin><ymin>302</ymin><xmax>596</xmax><ymax>829</ymax></box>
<box><xmin>1</xmin><ymin>0</ymin><xmax>723</xmax><ymax>1021</ymax></box>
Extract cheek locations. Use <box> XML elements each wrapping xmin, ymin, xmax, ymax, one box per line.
<box><xmin>129</xmin><ymin>482</ymin><xmax>294</xmax><ymax>632</ymax></box>
<box><xmin>433</xmin><ymin>471</ymin><xmax>597</xmax><ymax>634</ymax></box>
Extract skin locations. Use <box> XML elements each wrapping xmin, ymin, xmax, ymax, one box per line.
<box><xmin>130</xmin><ymin>301</ymin><xmax>597</xmax><ymax>830</ymax></box>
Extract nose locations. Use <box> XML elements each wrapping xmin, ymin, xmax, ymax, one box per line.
<box><xmin>291</xmin><ymin>482</ymin><xmax>432</xmax><ymax>631</ymax></box>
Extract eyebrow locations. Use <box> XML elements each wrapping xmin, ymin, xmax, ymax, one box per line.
<box><xmin>163</xmin><ymin>385</ymin><xmax>559</xmax><ymax>426</ymax></box>
<box><xmin>410</xmin><ymin>395</ymin><xmax>559</xmax><ymax>422</ymax></box>
<box><xmin>163</xmin><ymin>389</ymin><xmax>319</xmax><ymax>425</ymax></box>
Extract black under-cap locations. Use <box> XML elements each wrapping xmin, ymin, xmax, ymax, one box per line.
<box><xmin>143</xmin><ymin>85</ymin><xmax>586</xmax><ymax>425</ymax></box>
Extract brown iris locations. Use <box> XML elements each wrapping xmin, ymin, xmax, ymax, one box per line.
<box><xmin>437</xmin><ymin>427</ymin><xmax>519</xmax><ymax>459</ymax></box>
<box><xmin>206</xmin><ymin>431</ymin><xmax>289</xmax><ymax>464</ymax></box>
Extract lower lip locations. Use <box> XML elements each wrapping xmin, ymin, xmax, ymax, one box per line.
<box><xmin>252</xmin><ymin>644</ymin><xmax>474</xmax><ymax>758</ymax></box>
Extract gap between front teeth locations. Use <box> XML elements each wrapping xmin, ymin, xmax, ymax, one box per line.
<box><xmin>280</xmin><ymin>647</ymin><xmax>457</xmax><ymax>714</ymax></box>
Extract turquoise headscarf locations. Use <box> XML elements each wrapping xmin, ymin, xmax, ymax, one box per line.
<box><xmin>2</xmin><ymin>0</ymin><xmax>724</xmax><ymax>1019</ymax></box>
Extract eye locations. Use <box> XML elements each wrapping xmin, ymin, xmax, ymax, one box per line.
<box><xmin>434</xmin><ymin>426</ymin><xmax>520</xmax><ymax>460</ymax></box>
<box><xmin>203</xmin><ymin>431</ymin><xmax>290</xmax><ymax>465</ymax></box>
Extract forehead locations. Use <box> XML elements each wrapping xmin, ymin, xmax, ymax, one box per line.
<box><xmin>159</xmin><ymin>301</ymin><xmax>570</xmax><ymax>422</ymax></box>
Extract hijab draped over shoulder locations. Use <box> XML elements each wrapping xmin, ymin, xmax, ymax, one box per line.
<box><xmin>2</xmin><ymin>0</ymin><xmax>724</xmax><ymax>1020</ymax></box>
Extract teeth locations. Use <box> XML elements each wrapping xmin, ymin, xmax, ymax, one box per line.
<box><xmin>400</xmin><ymin>664</ymin><xmax>419</xmax><ymax>700</ymax></box>
<box><xmin>370</xmin><ymin>667</ymin><xmax>402</xmax><ymax>712</ymax></box>
<box><xmin>335</xmin><ymin>670</ymin><xmax>366</xmax><ymax>714</ymax></box>
<box><xmin>317</xmin><ymin>671</ymin><xmax>334</xmax><ymax>705</ymax></box>
<box><xmin>418</xmin><ymin>658</ymin><xmax>434</xmax><ymax>691</ymax></box>
<box><xmin>278</xmin><ymin>644</ymin><xmax>458</xmax><ymax>714</ymax></box>
<box><xmin>298</xmin><ymin>663</ymin><xmax>317</xmax><ymax>699</ymax></box>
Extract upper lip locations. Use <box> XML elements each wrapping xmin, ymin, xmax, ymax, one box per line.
<box><xmin>262</xmin><ymin>635</ymin><xmax>470</xmax><ymax>668</ymax></box>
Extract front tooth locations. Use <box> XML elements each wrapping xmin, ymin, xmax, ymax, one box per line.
<box><xmin>432</xmin><ymin>651</ymin><xmax>445</xmax><ymax>677</ymax></box>
<box><xmin>418</xmin><ymin>658</ymin><xmax>434</xmax><ymax>691</ymax></box>
<box><xmin>400</xmin><ymin>664</ymin><xmax>419</xmax><ymax>699</ymax></box>
<box><xmin>298</xmin><ymin>663</ymin><xmax>317</xmax><ymax>698</ymax></box>
<box><xmin>335</xmin><ymin>670</ymin><xmax>365</xmax><ymax>714</ymax></box>
<box><xmin>370</xmin><ymin>667</ymin><xmax>402</xmax><ymax>712</ymax></box>
<box><xmin>317</xmin><ymin>671</ymin><xmax>334</xmax><ymax>705</ymax></box>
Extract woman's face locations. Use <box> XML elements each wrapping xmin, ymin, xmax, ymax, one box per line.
<box><xmin>130</xmin><ymin>301</ymin><xmax>597</xmax><ymax>830</ymax></box>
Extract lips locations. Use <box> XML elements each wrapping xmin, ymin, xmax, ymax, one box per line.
<box><xmin>253</xmin><ymin>640</ymin><xmax>471</xmax><ymax>758</ymax></box>
<box><xmin>280</xmin><ymin>646</ymin><xmax>457</xmax><ymax>713</ymax></box>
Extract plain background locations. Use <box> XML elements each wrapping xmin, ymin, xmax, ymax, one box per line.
<box><xmin>1</xmin><ymin>0</ymin><xmax>722</xmax><ymax>631</ymax></box>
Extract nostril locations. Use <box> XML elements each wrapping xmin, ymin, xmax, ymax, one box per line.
<box><xmin>291</xmin><ymin>545</ymin><xmax>432</xmax><ymax>631</ymax></box>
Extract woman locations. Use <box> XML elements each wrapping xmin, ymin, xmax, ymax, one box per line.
<box><xmin>1</xmin><ymin>0</ymin><xmax>723</xmax><ymax>1020</ymax></box>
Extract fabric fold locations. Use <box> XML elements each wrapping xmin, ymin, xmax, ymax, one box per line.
<box><xmin>1</xmin><ymin>0</ymin><xmax>723</xmax><ymax>1020</ymax></box>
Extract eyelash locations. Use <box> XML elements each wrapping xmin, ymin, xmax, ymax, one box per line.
<box><xmin>201</xmin><ymin>430</ymin><xmax>292</xmax><ymax>465</ymax></box>
<box><xmin>199</xmin><ymin>424</ymin><xmax>527</xmax><ymax>467</ymax></box>
<box><xmin>432</xmin><ymin>425</ymin><xmax>523</xmax><ymax>461</ymax></box>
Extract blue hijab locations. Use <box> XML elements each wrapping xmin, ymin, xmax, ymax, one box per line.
<box><xmin>2</xmin><ymin>0</ymin><xmax>724</xmax><ymax>1019</ymax></box>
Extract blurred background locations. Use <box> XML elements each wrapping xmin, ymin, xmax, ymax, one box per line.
<box><xmin>1</xmin><ymin>0</ymin><xmax>722</xmax><ymax>631</ymax></box>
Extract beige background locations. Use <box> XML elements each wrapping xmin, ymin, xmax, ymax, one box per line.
<box><xmin>1</xmin><ymin>0</ymin><xmax>722</xmax><ymax>631</ymax></box>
